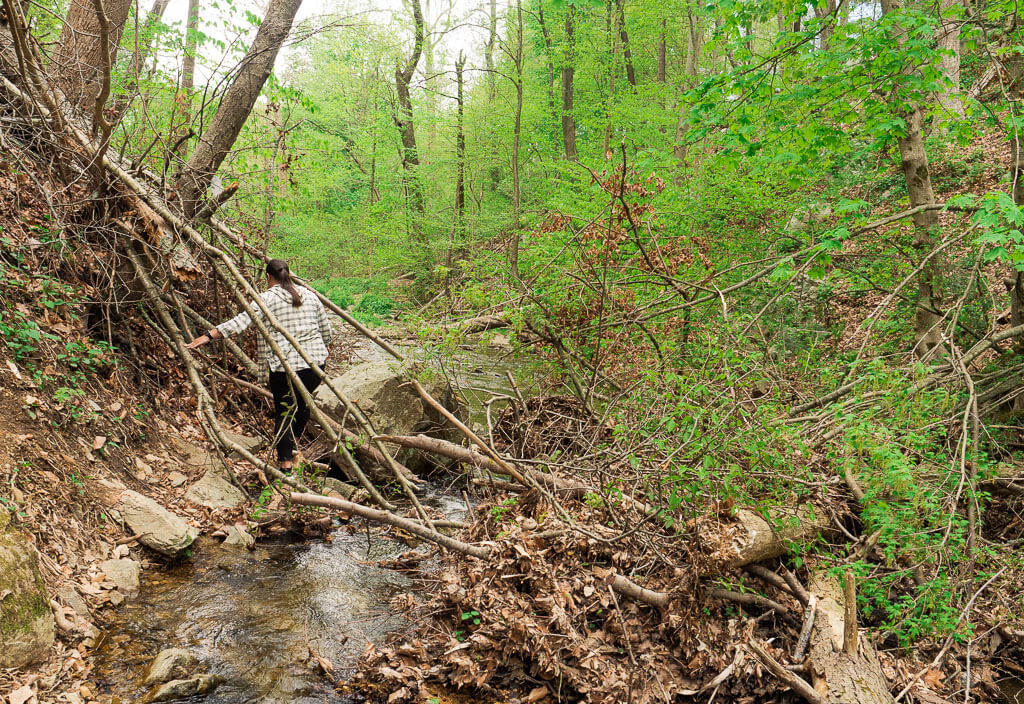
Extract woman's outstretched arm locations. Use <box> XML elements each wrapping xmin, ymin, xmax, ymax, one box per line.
<box><xmin>185</xmin><ymin>326</ymin><xmax>224</xmax><ymax>349</ymax></box>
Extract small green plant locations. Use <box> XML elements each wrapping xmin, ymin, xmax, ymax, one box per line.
<box><xmin>489</xmin><ymin>496</ymin><xmax>518</xmax><ymax>522</ymax></box>
<box><xmin>251</xmin><ymin>482</ymin><xmax>279</xmax><ymax>520</ymax></box>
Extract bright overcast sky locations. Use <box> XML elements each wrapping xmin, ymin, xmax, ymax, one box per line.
<box><xmin>154</xmin><ymin>0</ymin><xmax>491</xmax><ymax>85</ymax></box>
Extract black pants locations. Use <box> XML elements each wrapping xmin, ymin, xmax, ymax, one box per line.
<box><xmin>268</xmin><ymin>368</ymin><xmax>322</xmax><ymax>462</ymax></box>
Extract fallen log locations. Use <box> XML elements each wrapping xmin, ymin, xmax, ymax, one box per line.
<box><xmin>700</xmin><ymin>505</ymin><xmax>833</xmax><ymax>571</ymax></box>
<box><xmin>804</xmin><ymin>572</ymin><xmax>895</xmax><ymax>704</ymax></box>
<box><xmin>440</xmin><ymin>314</ymin><xmax>509</xmax><ymax>335</ymax></box>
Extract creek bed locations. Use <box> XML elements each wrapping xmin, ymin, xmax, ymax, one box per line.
<box><xmin>91</xmin><ymin>336</ymin><xmax>531</xmax><ymax>702</ymax></box>
<box><xmin>93</xmin><ymin>488</ymin><xmax>468</xmax><ymax>703</ymax></box>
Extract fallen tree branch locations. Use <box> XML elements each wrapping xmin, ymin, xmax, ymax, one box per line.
<box><xmin>748</xmin><ymin>640</ymin><xmax>826</xmax><ymax>704</ymax></box>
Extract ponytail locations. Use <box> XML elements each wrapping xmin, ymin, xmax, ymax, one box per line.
<box><xmin>266</xmin><ymin>259</ymin><xmax>302</xmax><ymax>307</ymax></box>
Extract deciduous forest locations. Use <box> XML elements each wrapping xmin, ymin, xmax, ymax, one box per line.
<box><xmin>2</xmin><ymin>0</ymin><xmax>1024</xmax><ymax>702</ymax></box>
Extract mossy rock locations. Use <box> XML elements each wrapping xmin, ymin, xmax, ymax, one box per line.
<box><xmin>0</xmin><ymin>518</ymin><xmax>55</xmax><ymax>668</ymax></box>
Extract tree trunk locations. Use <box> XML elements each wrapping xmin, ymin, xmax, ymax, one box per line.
<box><xmin>616</xmin><ymin>0</ymin><xmax>635</xmax><ymax>87</ymax></box>
<box><xmin>934</xmin><ymin>0</ymin><xmax>964</xmax><ymax>116</ymax></box>
<box><xmin>454</xmin><ymin>53</ymin><xmax>466</xmax><ymax>236</ymax></box>
<box><xmin>51</xmin><ymin>0</ymin><xmax>133</xmax><ymax>115</ymax></box>
<box><xmin>602</xmin><ymin>0</ymin><xmax>616</xmax><ymax>154</ymax></box>
<box><xmin>509</xmin><ymin>0</ymin><xmax>523</xmax><ymax>279</ymax></box>
<box><xmin>684</xmin><ymin>6</ymin><xmax>702</xmax><ymax>78</ymax></box>
<box><xmin>129</xmin><ymin>0</ymin><xmax>170</xmax><ymax>86</ymax></box>
<box><xmin>174</xmin><ymin>0</ymin><xmax>301</xmax><ymax>218</ymax></box>
<box><xmin>182</xmin><ymin>0</ymin><xmax>199</xmax><ymax>95</ymax></box>
<box><xmin>448</xmin><ymin>51</ymin><xmax>466</xmax><ymax>297</ymax></box>
<box><xmin>673</xmin><ymin>7</ymin><xmax>701</xmax><ymax>163</ymax></box>
<box><xmin>171</xmin><ymin>0</ymin><xmax>199</xmax><ymax>163</ymax></box>
<box><xmin>814</xmin><ymin>0</ymin><xmax>838</xmax><ymax>50</ymax></box>
<box><xmin>883</xmin><ymin>0</ymin><xmax>945</xmax><ymax>358</ymax></box>
<box><xmin>394</xmin><ymin>0</ymin><xmax>426</xmax><ymax>243</ymax></box>
<box><xmin>657</xmin><ymin>19</ymin><xmax>666</xmax><ymax>82</ymax></box>
<box><xmin>485</xmin><ymin>0</ymin><xmax>496</xmax><ymax>100</ymax></box>
<box><xmin>561</xmin><ymin>4</ymin><xmax>578</xmax><ymax>160</ymax></box>
<box><xmin>537</xmin><ymin>5</ymin><xmax>560</xmax><ymax>136</ymax></box>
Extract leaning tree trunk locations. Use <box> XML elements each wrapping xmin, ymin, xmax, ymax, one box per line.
<box><xmin>394</xmin><ymin>0</ymin><xmax>426</xmax><ymax>246</ymax></box>
<box><xmin>882</xmin><ymin>0</ymin><xmax>945</xmax><ymax>358</ymax></box>
<box><xmin>561</xmin><ymin>3</ymin><xmax>578</xmax><ymax>160</ymax></box>
<box><xmin>50</xmin><ymin>0</ymin><xmax>134</xmax><ymax>115</ymax></box>
<box><xmin>175</xmin><ymin>0</ymin><xmax>301</xmax><ymax>218</ymax></box>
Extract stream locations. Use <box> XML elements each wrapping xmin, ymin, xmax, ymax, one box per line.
<box><xmin>91</xmin><ymin>337</ymin><xmax>530</xmax><ymax>702</ymax></box>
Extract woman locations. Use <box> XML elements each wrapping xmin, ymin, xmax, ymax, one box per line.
<box><xmin>186</xmin><ymin>259</ymin><xmax>331</xmax><ymax>471</ymax></box>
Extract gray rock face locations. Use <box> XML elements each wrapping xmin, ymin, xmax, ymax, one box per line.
<box><xmin>0</xmin><ymin>514</ymin><xmax>55</xmax><ymax>669</ymax></box>
<box><xmin>100</xmin><ymin>558</ymin><xmax>141</xmax><ymax>595</ymax></box>
<box><xmin>147</xmin><ymin>674</ymin><xmax>222</xmax><ymax>702</ymax></box>
<box><xmin>185</xmin><ymin>468</ymin><xmax>246</xmax><ymax>510</ymax></box>
<box><xmin>118</xmin><ymin>490</ymin><xmax>197</xmax><ymax>558</ymax></box>
<box><xmin>785</xmin><ymin>203</ymin><xmax>833</xmax><ymax>234</ymax></box>
<box><xmin>221</xmin><ymin>429</ymin><xmax>266</xmax><ymax>460</ymax></box>
<box><xmin>314</xmin><ymin>360</ymin><xmax>463</xmax><ymax>471</ymax></box>
<box><xmin>144</xmin><ymin>647</ymin><xmax>199</xmax><ymax>685</ymax></box>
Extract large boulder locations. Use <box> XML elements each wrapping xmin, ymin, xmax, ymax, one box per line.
<box><xmin>314</xmin><ymin>360</ymin><xmax>464</xmax><ymax>472</ymax></box>
<box><xmin>0</xmin><ymin>511</ymin><xmax>55</xmax><ymax>668</ymax></box>
<box><xmin>184</xmin><ymin>467</ymin><xmax>246</xmax><ymax>510</ymax></box>
<box><xmin>102</xmin><ymin>484</ymin><xmax>197</xmax><ymax>558</ymax></box>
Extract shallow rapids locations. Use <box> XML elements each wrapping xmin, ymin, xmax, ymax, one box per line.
<box><xmin>93</xmin><ymin>490</ymin><xmax>467</xmax><ymax>703</ymax></box>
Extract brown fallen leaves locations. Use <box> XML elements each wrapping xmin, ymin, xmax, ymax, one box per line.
<box><xmin>356</xmin><ymin>491</ymin><xmax>790</xmax><ymax>704</ymax></box>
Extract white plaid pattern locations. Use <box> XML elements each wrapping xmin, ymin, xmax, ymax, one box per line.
<box><xmin>216</xmin><ymin>285</ymin><xmax>331</xmax><ymax>373</ymax></box>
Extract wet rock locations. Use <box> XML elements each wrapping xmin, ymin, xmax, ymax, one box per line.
<box><xmin>0</xmin><ymin>512</ymin><xmax>55</xmax><ymax>668</ymax></box>
<box><xmin>314</xmin><ymin>360</ymin><xmax>464</xmax><ymax>471</ymax></box>
<box><xmin>146</xmin><ymin>673</ymin><xmax>222</xmax><ymax>702</ymax></box>
<box><xmin>100</xmin><ymin>558</ymin><xmax>141</xmax><ymax>595</ymax></box>
<box><xmin>144</xmin><ymin>647</ymin><xmax>199</xmax><ymax>685</ymax></box>
<box><xmin>221</xmin><ymin>429</ymin><xmax>266</xmax><ymax>460</ymax></box>
<box><xmin>117</xmin><ymin>488</ymin><xmax>197</xmax><ymax>558</ymax></box>
<box><xmin>108</xmin><ymin>591</ymin><xmax>125</xmax><ymax>607</ymax></box>
<box><xmin>185</xmin><ymin>467</ymin><xmax>246</xmax><ymax>510</ymax></box>
<box><xmin>222</xmin><ymin>524</ymin><xmax>255</xmax><ymax>549</ymax></box>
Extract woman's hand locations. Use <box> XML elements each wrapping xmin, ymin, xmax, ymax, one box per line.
<box><xmin>185</xmin><ymin>335</ymin><xmax>209</xmax><ymax>350</ymax></box>
<box><xmin>185</xmin><ymin>328</ymin><xmax>222</xmax><ymax>350</ymax></box>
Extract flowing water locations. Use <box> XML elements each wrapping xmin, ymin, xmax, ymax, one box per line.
<box><xmin>93</xmin><ymin>489</ymin><xmax>468</xmax><ymax>703</ymax></box>
<box><xmin>92</xmin><ymin>338</ymin><xmax>531</xmax><ymax>702</ymax></box>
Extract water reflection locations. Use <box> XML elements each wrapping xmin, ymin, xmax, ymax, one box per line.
<box><xmin>93</xmin><ymin>529</ymin><xmax>413</xmax><ymax>703</ymax></box>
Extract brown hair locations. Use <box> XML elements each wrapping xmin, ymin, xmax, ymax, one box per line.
<box><xmin>266</xmin><ymin>259</ymin><xmax>302</xmax><ymax>307</ymax></box>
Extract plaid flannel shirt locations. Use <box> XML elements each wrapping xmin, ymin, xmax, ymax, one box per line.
<box><xmin>215</xmin><ymin>285</ymin><xmax>330</xmax><ymax>374</ymax></box>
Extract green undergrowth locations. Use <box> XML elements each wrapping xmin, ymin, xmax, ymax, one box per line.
<box><xmin>0</xmin><ymin>233</ymin><xmax>120</xmax><ymax>427</ymax></box>
<box><xmin>310</xmin><ymin>275</ymin><xmax>397</xmax><ymax>327</ymax></box>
